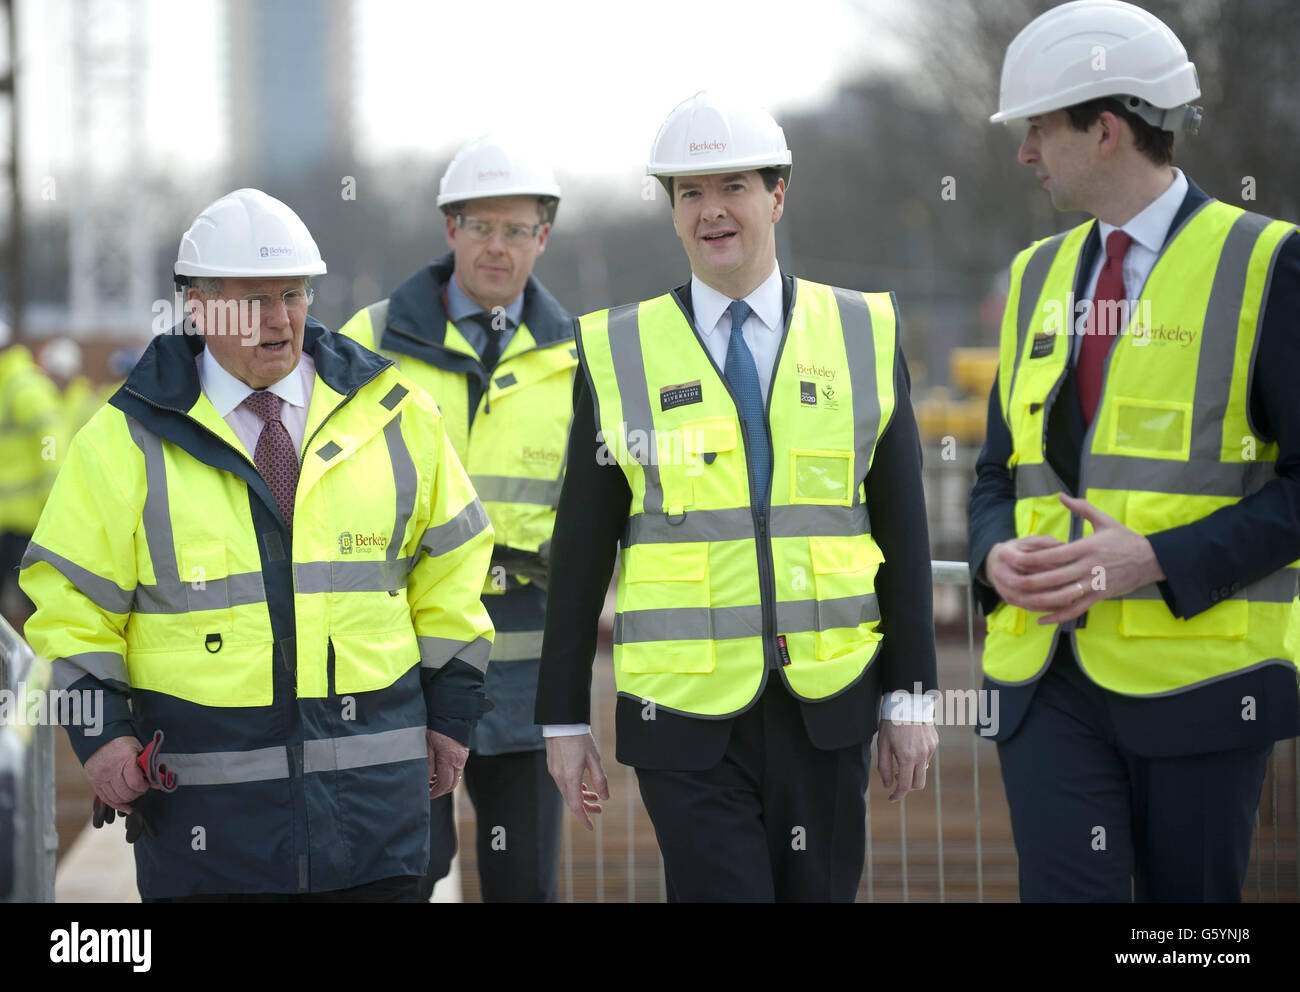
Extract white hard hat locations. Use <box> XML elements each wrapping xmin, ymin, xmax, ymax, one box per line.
<box><xmin>990</xmin><ymin>0</ymin><xmax>1202</xmax><ymax>133</ymax></box>
<box><xmin>647</xmin><ymin>90</ymin><xmax>792</xmax><ymax>194</ymax></box>
<box><xmin>174</xmin><ymin>188</ymin><xmax>327</xmax><ymax>281</ymax></box>
<box><xmin>437</xmin><ymin>135</ymin><xmax>562</xmax><ymax>222</ymax></box>
<box><xmin>39</xmin><ymin>337</ymin><xmax>82</xmax><ymax>379</ymax></box>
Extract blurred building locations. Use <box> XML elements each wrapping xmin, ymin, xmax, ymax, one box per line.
<box><xmin>227</xmin><ymin>0</ymin><xmax>355</xmax><ymax>186</ymax></box>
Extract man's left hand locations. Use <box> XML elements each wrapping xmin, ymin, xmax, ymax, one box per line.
<box><xmin>1014</xmin><ymin>493</ymin><xmax>1165</xmax><ymax>625</ymax></box>
<box><xmin>427</xmin><ymin>730</ymin><xmax>468</xmax><ymax>800</ymax></box>
<box><xmin>876</xmin><ymin>720</ymin><xmax>938</xmax><ymax>802</ymax></box>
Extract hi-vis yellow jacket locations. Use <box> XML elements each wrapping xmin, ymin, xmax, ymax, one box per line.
<box><xmin>0</xmin><ymin>346</ymin><xmax>65</xmax><ymax>534</ymax></box>
<box><xmin>987</xmin><ymin>200</ymin><xmax>1300</xmax><ymax>695</ymax></box>
<box><xmin>340</xmin><ymin>253</ymin><xmax>577</xmax><ymax>755</ymax></box>
<box><xmin>579</xmin><ymin>279</ymin><xmax>897</xmax><ymax>718</ymax></box>
<box><xmin>20</xmin><ymin>321</ymin><xmax>494</xmax><ymax>899</ymax></box>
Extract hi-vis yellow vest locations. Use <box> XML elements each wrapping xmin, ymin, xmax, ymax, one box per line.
<box><xmin>340</xmin><ymin>301</ymin><xmax>576</xmax><ymax>562</ymax></box>
<box><xmin>0</xmin><ymin>346</ymin><xmax>64</xmax><ymax>533</ymax></box>
<box><xmin>579</xmin><ymin>279</ymin><xmax>897</xmax><ymax>718</ymax></box>
<box><xmin>987</xmin><ymin>200</ymin><xmax>1300</xmax><ymax>695</ymax></box>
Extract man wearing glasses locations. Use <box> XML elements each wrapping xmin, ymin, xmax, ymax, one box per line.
<box><xmin>341</xmin><ymin>136</ymin><xmax>575</xmax><ymax>902</ymax></box>
<box><xmin>21</xmin><ymin>189</ymin><xmax>495</xmax><ymax>900</ymax></box>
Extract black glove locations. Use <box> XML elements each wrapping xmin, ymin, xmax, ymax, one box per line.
<box><xmin>91</xmin><ymin>790</ymin><xmax>160</xmax><ymax>844</ymax></box>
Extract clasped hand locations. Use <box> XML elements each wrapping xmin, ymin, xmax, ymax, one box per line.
<box><xmin>985</xmin><ymin>493</ymin><xmax>1165</xmax><ymax>625</ymax></box>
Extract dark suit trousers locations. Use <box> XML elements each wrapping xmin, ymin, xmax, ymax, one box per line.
<box><xmin>635</xmin><ymin>681</ymin><xmax>870</xmax><ymax>902</ymax></box>
<box><xmin>419</xmin><ymin>748</ymin><xmax>562</xmax><ymax>902</ymax></box>
<box><xmin>997</xmin><ymin>657</ymin><xmax>1270</xmax><ymax>902</ymax></box>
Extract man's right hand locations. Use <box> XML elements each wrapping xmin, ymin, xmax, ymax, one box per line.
<box><xmin>985</xmin><ymin>535</ymin><xmax>1067</xmax><ymax>610</ymax></box>
<box><xmin>545</xmin><ymin>733</ymin><xmax>609</xmax><ymax>831</ymax></box>
<box><xmin>84</xmin><ymin>735</ymin><xmax>149</xmax><ymax>813</ymax></box>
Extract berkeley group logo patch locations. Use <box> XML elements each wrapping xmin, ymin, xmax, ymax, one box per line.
<box><xmin>338</xmin><ymin>532</ymin><xmax>353</xmax><ymax>554</ymax></box>
<box><xmin>338</xmin><ymin>532</ymin><xmax>388</xmax><ymax>555</ymax></box>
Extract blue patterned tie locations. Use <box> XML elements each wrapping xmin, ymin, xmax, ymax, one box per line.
<box><xmin>723</xmin><ymin>299</ymin><xmax>770</xmax><ymax>513</ymax></box>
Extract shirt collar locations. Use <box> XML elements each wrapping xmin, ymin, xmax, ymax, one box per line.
<box><xmin>199</xmin><ymin>345</ymin><xmax>308</xmax><ymax>418</ymax></box>
<box><xmin>447</xmin><ymin>273</ymin><xmax>525</xmax><ymax>327</ymax></box>
<box><xmin>1097</xmin><ymin>167</ymin><xmax>1188</xmax><ymax>254</ymax></box>
<box><xmin>692</xmin><ymin>263</ymin><xmax>784</xmax><ymax>340</ymax></box>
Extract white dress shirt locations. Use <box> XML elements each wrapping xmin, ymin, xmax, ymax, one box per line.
<box><xmin>544</xmin><ymin>261</ymin><xmax>932</xmax><ymax>737</ymax></box>
<box><xmin>690</xmin><ymin>263</ymin><xmax>785</xmax><ymax>403</ymax></box>
<box><xmin>197</xmin><ymin>346</ymin><xmax>314</xmax><ymax>459</ymax></box>
<box><xmin>1073</xmin><ymin>167</ymin><xmax>1187</xmax><ymax>360</ymax></box>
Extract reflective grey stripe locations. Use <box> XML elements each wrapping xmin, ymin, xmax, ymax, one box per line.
<box><xmin>384</xmin><ymin>415</ymin><xmax>418</xmax><ymax>561</ymax></box>
<box><xmin>471</xmin><ymin>474</ymin><xmax>563</xmax><ymax>506</ymax></box>
<box><xmin>1014</xmin><ymin>462</ymin><xmax>1066</xmax><ymax>500</ymax></box>
<box><xmin>418</xmin><ymin>635</ymin><xmax>492</xmax><ymax>672</ymax></box>
<box><xmin>778</xmin><ymin>593</ymin><xmax>882</xmax><ymax>633</ymax></box>
<box><xmin>624</xmin><ymin>503</ymin><xmax>871</xmax><ymax>546</ymax></box>
<box><xmin>1086</xmin><ymin>455</ymin><xmax>1276</xmax><ymax>498</ymax></box>
<box><xmin>490</xmin><ymin>629</ymin><xmax>544</xmax><ymax>662</ymax></box>
<box><xmin>1189</xmin><ymin>211</ymin><xmax>1276</xmax><ymax>464</ymax></box>
<box><xmin>419</xmin><ymin>499</ymin><xmax>490</xmax><ymax>558</ymax></box>
<box><xmin>132</xmin><ymin>570</ymin><xmax>266</xmax><ymax>614</ymax></box>
<box><xmin>302</xmin><ymin>725</ymin><xmax>427</xmax><ymax>773</ymax></box>
<box><xmin>21</xmin><ymin>542</ymin><xmax>133</xmax><ymax>614</ymax></box>
<box><xmin>164</xmin><ymin>746</ymin><xmax>290</xmax><ymax>786</ymax></box>
<box><xmin>294</xmin><ymin>559</ymin><xmax>411</xmax><ymax>594</ymax></box>
<box><xmin>1125</xmin><ymin>569</ymin><xmax>1297</xmax><ymax>605</ymax></box>
<box><xmin>367</xmin><ymin>299</ymin><xmax>390</xmax><ymax>339</ymax></box>
<box><xmin>607</xmin><ymin>303</ymin><xmax>663</xmax><ymax>514</ymax></box>
<box><xmin>831</xmin><ymin>287</ymin><xmax>883</xmax><ymax>487</ymax></box>
<box><xmin>127</xmin><ymin>417</ymin><xmax>178</xmax><ymax>586</ymax></box>
<box><xmin>614</xmin><ymin>593</ymin><xmax>880</xmax><ymax>644</ymax></box>
<box><xmin>1008</xmin><ymin>230</ymin><xmax>1071</xmax><ymax>407</ymax></box>
<box><xmin>51</xmin><ymin>651</ymin><xmax>128</xmax><ymax>690</ymax></box>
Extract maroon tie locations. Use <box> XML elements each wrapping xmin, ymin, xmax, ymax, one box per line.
<box><xmin>241</xmin><ymin>390</ymin><xmax>299</xmax><ymax>529</ymax></box>
<box><xmin>1078</xmin><ymin>229</ymin><xmax>1133</xmax><ymax>425</ymax></box>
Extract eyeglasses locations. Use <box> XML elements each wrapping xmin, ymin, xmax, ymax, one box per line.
<box><xmin>238</xmin><ymin>288</ymin><xmax>315</xmax><ymax>313</ymax></box>
<box><xmin>456</xmin><ymin>215</ymin><xmax>542</xmax><ymax>245</ymax></box>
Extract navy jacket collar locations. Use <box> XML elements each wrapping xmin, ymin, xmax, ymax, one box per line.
<box><xmin>115</xmin><ymin>317</ymin><xmax>390</xmax><ymax>415</ymax></box>
<box><xmin>382</xmin><ymin>251</ymin><xmax>573</xmax><ymax>363</ymax></box>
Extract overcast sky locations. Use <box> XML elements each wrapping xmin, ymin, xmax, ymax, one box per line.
<box><xmin>18</xmin><ymin>0</ymin><xmax>911</xmax><ymax>205</ymax></box>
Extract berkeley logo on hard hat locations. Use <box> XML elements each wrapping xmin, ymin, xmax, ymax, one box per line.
<box><xmin>477</xmin><ymin>169</ymin><xmax>510</xmax><ymax>181</ymax></box>
<box><xmin>259</xmin><ymin>245</ymin><xmax>293</xmax><ymax>258</ymax></box>
<box><xmin>688</xmin><ymin>140</ymin><xmax>727</xmax><ymax>156</ymax></box>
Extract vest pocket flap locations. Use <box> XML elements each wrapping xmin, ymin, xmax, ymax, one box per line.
<box><xmin>809</xmin><ymin>534</ymin><xmax>883</xmax><ymax>575</ymax></box>
<box><xmin>491</xmin><ymin>351</ymin><xmax>573</xmax><ymax>395</ymax></box>
<box><xmin>332</xmin><ymin>627</ymin><xmax>421</xmax><ymax>694</ymax></box>
<box><xmin>681</xmin><ymin>416</ymin><xmax>737</xmax><ymax>455</ymax></box>
<box><xmin>625</xmin><ymin>542</ymin><xmax>708</xmax><ymax>583</ymax></box>
<box><xmin>1110</xmin><ymin>397</ymin><xmax>1192</xmax><ymax>458</ymax></box>
<box><xmin>180</xmin><ymin>542</ymin><xmax>231</xmax><ymax>584</ymax></box>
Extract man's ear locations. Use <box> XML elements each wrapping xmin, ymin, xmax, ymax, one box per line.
<box><xmin>186</xmin><ymin>286</ymin><xmax>205</xmax><ymax>331</ymax></box>
<box><xmin>772</xmin><ymin>178</ymin><xmax>786</xmax><ymax>223</ymax></box>
<box><xmin>444</xmin><ymin>212</ymin><xmax>458</xmax><ymax>251</ymax></box>
<box><xmin>1096</xmin><ymin>110</ymin><xmax>1125</xmax><ymax>157</ymax></box>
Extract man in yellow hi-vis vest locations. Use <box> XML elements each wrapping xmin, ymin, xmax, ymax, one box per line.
<box><xmin>536</xmin><ymin>91</ymin><xmax>938</xmax><ymax>902</ymax></box>
<box><xmin>0</xmin><ymin>333</ymin><xmax>64</xmax><ymax>625</ymax></box>
<box><xmin>340</xmin><ymin>136</ymin><xmax>573</xmax><ymax>902</ymax></box>
<box><xmin>970</xmin><ymin>1</ymin><xmax>1300</xmax><ymax>901</ymax></box>
<box><xmin>20</xmin><ymin>189</ymin><xmax>495</xmax><ymax>901</ymax></box>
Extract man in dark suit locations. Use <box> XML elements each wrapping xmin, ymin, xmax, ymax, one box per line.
<box><xmin>535</xmin><ymin>91</ymin><xmax>938</xmax><ymax>902</ymax></box>
<box><xmin>970</xmin><ymin>0</ymin><xmax>1300</xmax><ymax>902</ymax></box>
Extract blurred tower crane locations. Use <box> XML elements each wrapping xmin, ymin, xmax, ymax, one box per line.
<box><xmin>1</xmin><ymin>0</ymin><xmax>21</xmax><ymax>343</ymax></box>
<box><xmin>67</xmin><ymin>0</ymin><xmax>150</xmax><ymax>336</ymax></box>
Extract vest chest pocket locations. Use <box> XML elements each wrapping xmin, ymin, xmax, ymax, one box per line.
<box><xmin>809</xmin><ymin>534</ymin><xmax>884</xmax><ymax>661</ymax></box>
<box><xmin>180</xmin><ymin>542</ymin><xmax>234</xmax><ymax>634</ymax></box>
<box><xmin>618</xmin><ymin>542</ymin><xmax>715</xmax><ymax>673</ymax></box>
<box><xmin>679</xmin><ymin>416</ymin><xmax>746</xmax><ymax>510</ymax></box>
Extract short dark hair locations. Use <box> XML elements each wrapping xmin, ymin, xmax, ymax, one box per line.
<box><xmin>1064</xmin><ymin>97</ymin><xmax>1175</xmax><ymax>166</ymax></box>
<box><xmin>442</xmin><ymin>196</ymin><xmax>555</xmax><ymax>224</ymax></box>
<box><xmin>669</xmin><ymin>167</ymin><xmax>783</xmax><ymax>202</ymax></box>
